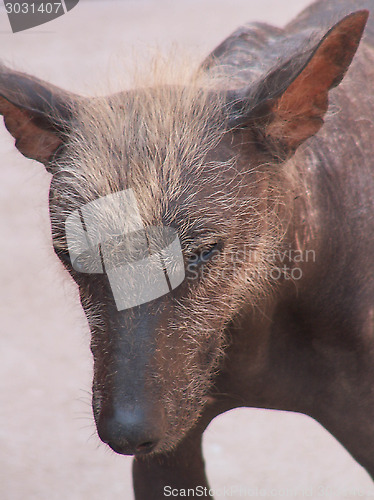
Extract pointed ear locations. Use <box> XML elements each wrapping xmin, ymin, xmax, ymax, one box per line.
<box><xmin>0</xmin><ymin>65</ymin><xmax>81</xmax><ymax>171</ymax></box>
<box><xmin>228</xmin><ymin>10</ymin><xmax>369</xmax><ymax>156</ymax></box>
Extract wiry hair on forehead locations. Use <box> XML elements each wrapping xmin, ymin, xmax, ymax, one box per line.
<box><xmin>50</xmin><ymin>52</ymin><xmax>299</xmax><ymax>262</ymax></box>
<box><xmin>50</xmin><ymin>56</ymin><xmax>244</xmax><ymax>245</ymax></box>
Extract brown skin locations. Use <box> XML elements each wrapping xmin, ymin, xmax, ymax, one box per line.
<box><xmin>1</xmin><ymin>2</ymin><xmax>374</xmax><ymax>498</ymax></box>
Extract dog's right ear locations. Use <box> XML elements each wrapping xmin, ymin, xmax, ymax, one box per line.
<box><xmin>0</xmin><ymin>65</ymin><xmax>80</xmax><ymax>171</ymax></box>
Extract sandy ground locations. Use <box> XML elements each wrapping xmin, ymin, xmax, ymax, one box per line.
<box><xmin>1</xmin><ymin>1</ymin><xmax>374</xmax><ymax>499</ymax></box>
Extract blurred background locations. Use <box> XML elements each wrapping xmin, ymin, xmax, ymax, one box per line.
<box><xmin>1</xmin><ymin>1</ymin><xmax>374</xmax><ymax>499</ymax></box>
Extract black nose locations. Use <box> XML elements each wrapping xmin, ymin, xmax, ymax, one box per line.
<box><xmin>97</xmin><ymin>406</ymin><xmax>164</xmax><ymax>455</ymax></box>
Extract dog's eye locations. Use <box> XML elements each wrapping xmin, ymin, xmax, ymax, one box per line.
<box><xmin>57</xmin><ymin>248</ymin><xmax>104</xmax><ymax>274</ymax></box>
<box><xmin>189</xmin><ymin>242</ymin><xmax>220</xmax><ymax>266</ymax></box>
<box><xmin>72</xmin><ymin>254</ymin><xmax>87</xmax><ymax>273</ymax></box>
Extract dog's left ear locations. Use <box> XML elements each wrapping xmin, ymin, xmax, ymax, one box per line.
<box><xmin>228</xmin><ymin>10</ymin><xmax>369</xmax><ymax>157</ymax></box>
<box><xmin>0</xmin><ymin>65</ymin><xmax>81</xmax><ymax>170</ymax></box>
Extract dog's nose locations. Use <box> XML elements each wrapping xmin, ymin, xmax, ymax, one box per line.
<box><xmin>97</xmin><ymin>406</ymin><xmax>164</xmax><ymax>455</ymax></box>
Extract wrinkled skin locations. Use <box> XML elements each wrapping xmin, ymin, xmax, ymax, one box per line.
<box><xmin>2</xmin><ymin>1</ymin><xmax>374</xmax><ymax>498</ymax></box>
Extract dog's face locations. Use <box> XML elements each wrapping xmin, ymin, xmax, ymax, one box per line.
<box><xmin>47</xmin><ymin>85</ymin><xmax>271</xmax><ymax>455</ymax></box>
